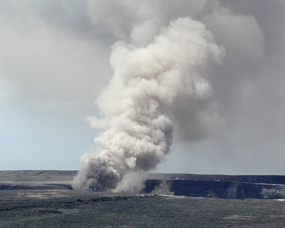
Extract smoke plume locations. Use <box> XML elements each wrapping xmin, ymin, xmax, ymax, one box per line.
<box><xmin>72</xmin><ymin>17</ymin><xmax>224</xmax><ymax>192</ymax></box>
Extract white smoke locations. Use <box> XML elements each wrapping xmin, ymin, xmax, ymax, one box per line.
<box><xmin>72</xmin><ymin>17</ymin><xmax>224</xmax><ymax>192</ymax></box>
<box><xmin>112</xmin><ymin>172</ymin><xmax>148</xmax><ymax>193</ymax></box>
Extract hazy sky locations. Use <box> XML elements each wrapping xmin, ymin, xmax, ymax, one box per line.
<box><xmin>1</xmin><ymin>0</ymin><xmax>285</xmax><ymax>175</ymax></box>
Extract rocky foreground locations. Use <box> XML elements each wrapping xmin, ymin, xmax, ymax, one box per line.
<box><xmin>0</xmin><ymin>170</ymin><xmax>285</xmax><ymax>227</ymax></box>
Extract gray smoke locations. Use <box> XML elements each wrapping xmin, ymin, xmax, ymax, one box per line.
<box><xmin>72</xmin><ymin>17</ymin><xmax>224</xmax><ymax>192</ymax></box>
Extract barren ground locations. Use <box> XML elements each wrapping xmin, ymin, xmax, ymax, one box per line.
<box><xmin>0</xmin><ymin>171</ymin><xmax>285</xmax><ymax>228</ymax></box>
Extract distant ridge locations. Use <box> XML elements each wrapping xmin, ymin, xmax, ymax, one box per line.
<box><xmin>1</xmin><ymin>170</ymin><xmax>285</xmax><ymax>185</ymax></box>
<box><xmin>0</xmin><ymin>170</ymin><xmax>77</xmax><ymax>182</ymax></box>
<box><xmin>0</xmin><ymin>171</ymin><xmax>285</xmax><ymax>199</ymax></box>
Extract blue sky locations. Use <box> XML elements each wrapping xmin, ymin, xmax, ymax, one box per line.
<box><xmin>0</xmin><ymin>100</ymin><xmax>95</xmax><ymax>170</ymax></box>
<box><xmin>1</xmin><ymin>0</ymin><xmax>285</xmax><ymax>175</ymax></box>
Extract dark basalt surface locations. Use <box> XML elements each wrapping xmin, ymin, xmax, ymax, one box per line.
<box><xmin>148</xmin><ymin>173</ymin><xmax>285</xmax><ymax>184</ymax></box>
<box><xmin>0</xmin><ymin>171</ymin><xmax>285</xmax><ymax>227</ymax></box>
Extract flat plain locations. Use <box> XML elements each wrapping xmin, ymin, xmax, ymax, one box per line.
<box><xmin>1</xmin><ymin>171</ymin><xmax>285</xmax><ymax>228</ymax></box>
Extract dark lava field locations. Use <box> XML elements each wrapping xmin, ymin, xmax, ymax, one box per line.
<box><xmin>0</xmin><ymin>171</ymin><xmax>285</xmax><ymax>227</ymax></box>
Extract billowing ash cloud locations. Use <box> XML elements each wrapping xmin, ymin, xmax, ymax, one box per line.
<box><xmin>1</xmin><ymin>0</ymin><xmax>284</xmax><ymax>175</ymax></box>
<box><xmin>72</xmin><ymin>17</ymin><xmax>224</xmax><ymax>192</ymax></box>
